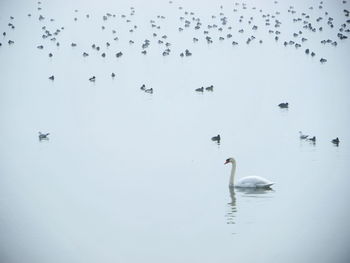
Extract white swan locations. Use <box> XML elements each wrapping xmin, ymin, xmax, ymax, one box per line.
<box><xmin>224</xmin><ymin>157</ymin><xmax>274</xmax><ymax>188</ymax></box>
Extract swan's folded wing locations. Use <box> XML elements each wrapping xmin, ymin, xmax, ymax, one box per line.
<box><xmin>237</xmin><ymin>176</ymin><xmax>274</xmax><ymax>188</ymax></box>
<box><xmin>255</xmin><ymin>182</ymin><xmax>274</xmax><ymax>188</ymax></box>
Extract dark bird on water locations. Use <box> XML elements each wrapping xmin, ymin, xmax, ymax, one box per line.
<box><xmin>308</xmin><ymin>136</ymin><xmax>316</xmax><ymax>142</ymax></box>
<box><xmin>205</xmin><ymin>85</ymin><xmax>214</xmax><ymax>91</ymax></box>
<box><xmin>278</xmin><ymin>102</ymin><xmax>289</xmax><ymax>108</ymax></box>
<box><xmin>38</xmin><ymin>132</ymin><xmax>50</xmax><ymax>140</ymax></box>
<box><xmin>331</xmin><ymin>137</ymin><xmax>340</xmax><ymax>146</ymax></box>
<box><xmin>185</xmin><ymin>49</ymin><xmax>192</xmax><ymax>56</ymax></box>
<box><xmin>211</xmin><ymin>134</ymin><xmax>221</xmax><ymax>143</ymax></box>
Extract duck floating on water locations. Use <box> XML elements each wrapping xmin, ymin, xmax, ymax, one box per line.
<box><xmin>211</xmin><ymin>134</ymin><xmax>221</xmax><ymax>143</ymax></box>
<box><xmin>185</xmin><ymin>49</ymin><xmax>192</xmax><ymax>56</ymax></box>
<box><xmin>308</xmin><ymin>136</ymin><xmax>316</xmax><ymax>142</ymax></box>
<box><xmin>331</xmin><ymin>137</ymin><xmax>339</xmax><ymax>146</ymax></box>
<box><xmin>278</xmin><ymin>102</ymin><xmax>289</xmax><ymax>108</ymax></box>
<box><xmin>205</xmin><ymin>85</ymin><xmax>214</xmax><ymax>91</ymax></box>
<box><xmin>38</xmin><ymin>132</ymin><xmax>49</xmax><ymax>141</ymax></box>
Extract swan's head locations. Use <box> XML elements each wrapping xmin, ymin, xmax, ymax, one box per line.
<box><xmin>224</xmin><ymin>157</ymin><xmax>235</xmax><ymax>165</ymax></box>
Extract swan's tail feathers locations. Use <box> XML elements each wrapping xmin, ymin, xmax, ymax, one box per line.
<box><xmin>257</xmin><ymin>183</ymin><xmax>274</xmax><ymax>188</ymax></box>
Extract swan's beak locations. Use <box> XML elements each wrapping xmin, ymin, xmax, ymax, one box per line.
<box><xmin>224</xmin><ymin>160</ymin><xmax>229</xmax><ymax>165</ymax></box>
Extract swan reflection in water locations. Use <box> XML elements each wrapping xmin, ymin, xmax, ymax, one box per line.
<box><xmin>225</xmin><ymin>187</ymin><xmax>237</xmax><ymax>224</ymax></box>
<box><xmin>225</xmin><ymin>187</ymin><xmax>274</xmax><ymax>225</ymax></box>
<box><xmin>235</xmin><ymin>186</ymin><xmax>274</xmax><ymax>196</ymax></box>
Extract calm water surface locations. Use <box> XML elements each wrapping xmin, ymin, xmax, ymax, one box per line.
<box><xmin>1</xmin><ymin>0</ymin><xmax>350</xmax><ymax>262</ymax></box>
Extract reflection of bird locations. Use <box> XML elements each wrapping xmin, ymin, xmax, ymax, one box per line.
<box><xmin>225</xmin><ymin>187</ymin><xmax>237</xmax><ymax>225</ymax></box>
<box><xmin>299</xmin><ymin>131</ymin><xmax>308</xmax><ymax>139</ymax></box>
<box><xmin>235</xmin><ymin>186</ymin><xmax>274</xmax><ymax>195</ymax></box>
<box><xmin>331</xmin><ymin>137</ymin><xmax>339</xmax><ymax>146</ymax></box>
<box><xmin>224</xmin><ymin>157</ymin><xmax>274</xmax><ymax>188</ymax></box>
<box><xmin>211</xmin><ymin>134</ymin><xmax>221</xmax><ymax>143</ymax></box>
<box><xmin>38</xmin><ymin>132</ymin><xmax>50</xmax><ymax>140</ymax></box>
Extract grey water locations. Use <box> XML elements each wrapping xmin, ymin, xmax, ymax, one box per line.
<box><xmin>1</xmin><ymin>0</ymin><xmax>350</xmax><ymax>262</ymax></box>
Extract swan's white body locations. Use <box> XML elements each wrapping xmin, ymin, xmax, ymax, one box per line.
<box><xmin>225</xmin><ymin>157</ymin><xmax>274</xmax><ymax>188</ymax></box>
<box><xmin>235</xmin><ymin>176</ymin><xmax>273</xmax><ymax>188</ymax></box>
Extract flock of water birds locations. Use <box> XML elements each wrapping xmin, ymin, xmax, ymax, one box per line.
<box><xmin>212</xmin><ymin>101</ymin><xmax>341</xmax><ymax>148</ymax></box>
<box><xmin>2</xmin><ymin>0</ymin><xmax>347</xmax><ymax>187</ymax></box>
<box><xmin>2</xmin><ymin>0</ymin><xmax>349</xmax><ymax>75</ymax></box>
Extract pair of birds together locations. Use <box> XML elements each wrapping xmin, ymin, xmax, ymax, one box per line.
<box><xmin>299</xmin><ymin>131</ymin><xmax>339</xmax><ymax>145</ymax></box>
<box><xmin>140</xmin><ymin>84</ymin><xmax>153</xmax><ymax>93</ymax></box>
<box><xmin>299</xmin><ymin>131</ymin><xmax>316</xmax><ymax>142</ymax></box>
<box><xmin>195</xmin><ymin>85</ymin><xmax>214</xmax><ymax>92</ymax></box>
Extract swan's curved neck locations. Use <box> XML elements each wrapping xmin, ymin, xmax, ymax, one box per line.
<box><xmin>229</xmin><ymin>162</ymin><xmax>236</xmax><ymax>187</ymax></box>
